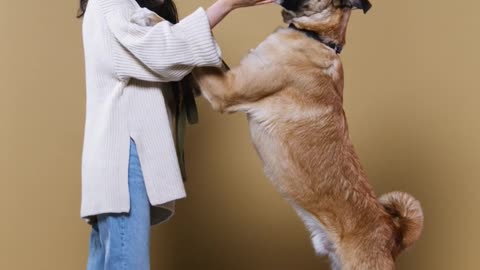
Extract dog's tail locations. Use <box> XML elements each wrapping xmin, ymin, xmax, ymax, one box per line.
<box><xmin>379</xmin><ymin>191</ymin><xmax>424</xmax><ymax>254</ymax></box>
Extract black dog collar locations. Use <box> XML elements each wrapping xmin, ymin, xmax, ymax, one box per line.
<box><xmin>288</xmin><ymin>24</ymin><xmax>343</xmax><ymax>54</ymax></box>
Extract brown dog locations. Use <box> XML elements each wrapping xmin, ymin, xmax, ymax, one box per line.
<box><xmin>193</xmin><ymin>1</ymin><xmax>423</xmax><ymax>269</ymax></box>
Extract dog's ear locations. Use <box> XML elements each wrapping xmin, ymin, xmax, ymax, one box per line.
<box><xmin>350</xmin><ymin>0</ymin><xmax>372</xmax><ymax>13</ymax></box>
<box><xmin>281</xmin><ymin>9</ymin><xmax>297</xmax><ymax>23</ymax></box>
<box><xmin>332</xmin><ymin>0</ymin><xmax>348</xmax><ymax>7</ymax></box>
<box><xmin>333</xmin><ymin>0</ymin><xmax>372</xmax><ymax>14</ymax></box>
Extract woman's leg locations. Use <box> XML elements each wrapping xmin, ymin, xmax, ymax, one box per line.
<box><xmin>86</xmin><ymin>222</ymin><xmax>105</xmax><ymax>270</ymax></box>
<box><xmin>87</xmin><ymin>138</ymin><xmax>151</xmax><ymax>270</ymax></box>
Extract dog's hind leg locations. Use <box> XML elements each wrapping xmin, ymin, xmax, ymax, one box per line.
<box><xmin>291</xmin><ymin>203</ymin><xmax>334</xmax><ymax>256</ymax></box>
<box><xmin>290</xmin><ymin>203</ymin><xmax>347</xmax><ymax>269</ymax></box>
<box><xmin>328</xmin><ymin>254</ymin><xmax>342</xmax><ymax>270</ymax></box>
<box><xmin>335</xmin><ymin>245</ymin><xmax>395</xmax><ymax>270</ymax></box>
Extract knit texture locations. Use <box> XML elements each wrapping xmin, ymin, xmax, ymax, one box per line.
<box><xmin>81</xmin><ymin>0</ymin><xmax>222</xmax><ymax>225</ymax></box>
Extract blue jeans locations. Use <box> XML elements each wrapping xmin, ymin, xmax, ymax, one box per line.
<box><xmin>87</xmin><ymin>138</ymin><xmax>151</xmax><ymax>270</ymax></box>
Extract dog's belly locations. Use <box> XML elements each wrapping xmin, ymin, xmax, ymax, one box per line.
<box><xmin>245</xmin><ymin>100</ymin><xmax>337</xmax><ymax>199</ymax></box>
<box><xmin>247</xmin><ymin>117</ymin><xmax>296</xmax><ymax>195</ymax></box>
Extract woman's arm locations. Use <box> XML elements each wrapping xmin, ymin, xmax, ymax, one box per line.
<box><xmin>207</xmin><ymin>0</ymin><xmax>275</xmax><ymax>28</ymax></box>
<box><xmin>97</xmin><ymin>0</ymin><xmax>274</xmax><ymax>82</ymax></box>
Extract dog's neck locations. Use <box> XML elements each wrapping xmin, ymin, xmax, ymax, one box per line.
<box><xmin>287</xmin><ymin>8</ymin><xmax>351</xmax><ymax>49</ymax></box>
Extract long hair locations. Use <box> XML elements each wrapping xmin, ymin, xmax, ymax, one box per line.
<box><xmin>77</xmin><ymin>0</ymin><xmax>88</xmax><ymax>18</ymax></box>
<box><xmin>77</xmin><ymin>0</ymin><xmax>199</xmax><ymax>180</ymax></box>
<box><xmin>77</xmin><ymin>0</ymin><xmax>179</xmax><ymax>24</ymax></box>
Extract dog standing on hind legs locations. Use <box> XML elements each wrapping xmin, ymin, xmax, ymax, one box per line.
<box><xmin>193</xmin><ymin>0</ymin><xmax>424</xmax><ymax>269</ymax></box>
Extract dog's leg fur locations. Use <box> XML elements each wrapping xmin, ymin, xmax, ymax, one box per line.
<box><xmin>336</xmin><ymin>248</ymin><xmax>395</xmax><ymax>270</ymax></box>
<box><xmin>291</xmin><ymin>203</ymin><xmax>342</xmax><ymax>270</ymax></box>
<box><xmin>290</xmin><ymin>202</ymin><xmax>334</xmax><ymax>256</ymax></box>
<box><xmin>193</xmin><ymin>47</ymin><xmax>288</xmax><ymax>113</ymax></box>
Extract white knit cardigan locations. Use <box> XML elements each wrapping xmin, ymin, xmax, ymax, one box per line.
<box><xmin>80</xmin><ymin>0</ymin><xmax>222</xmax><ymax>225</ymax></box>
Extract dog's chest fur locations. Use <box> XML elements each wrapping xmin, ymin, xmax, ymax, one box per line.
<box><xmin>242</xmin><ymin>28</ymin><xmax>345</xmax><ymax>182</ymax></box>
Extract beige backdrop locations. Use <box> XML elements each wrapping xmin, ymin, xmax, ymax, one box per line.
<box><xmin>1</xmin><ymin>0</ymin><xmax>479</xmax><ymax>269</ymax></box>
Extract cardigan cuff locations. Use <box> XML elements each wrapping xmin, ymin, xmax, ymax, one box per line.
<box><xmin>174</xmin><ymin>8</ymin><xmax>223</xmax><ymax>68</ymax></box>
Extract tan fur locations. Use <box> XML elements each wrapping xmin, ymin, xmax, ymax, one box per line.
<box><xmin>193</xmin><ymin>1</ymin><xmax>424</xmax><ymax>269</ymax></box>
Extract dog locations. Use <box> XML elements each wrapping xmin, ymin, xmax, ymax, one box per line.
<box><xmin>193</xmin><ymin>1</ymin><xmax>424</xmax><ymax>269</ymax></box>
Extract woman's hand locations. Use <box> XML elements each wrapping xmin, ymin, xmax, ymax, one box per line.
<box><xmin>207</xmin><ymin>0</ymin><xmax>275</xmax><ymax>29</ymax></box>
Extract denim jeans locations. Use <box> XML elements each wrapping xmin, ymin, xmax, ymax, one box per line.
<box><xmin>87</xmin><ymin>138</ymin><xmax>151</xmax><ymax>270</ymax></box>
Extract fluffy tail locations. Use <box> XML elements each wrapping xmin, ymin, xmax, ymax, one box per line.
<box><xmin>379</xmin><ymin>191</ymin><xmax>424</xmax><ymax>253</ymax></box>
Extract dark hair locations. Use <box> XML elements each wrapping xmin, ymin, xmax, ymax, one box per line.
<box><xmin>77</xmin><ymin>0</ymin><xmax>178</xmax><ymax>23</ymax></box>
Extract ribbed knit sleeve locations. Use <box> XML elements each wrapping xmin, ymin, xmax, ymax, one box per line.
<box><xmin>98</xmin><ymin>0</ymin><xmax>222</xmax><ymax>82</ymax></box>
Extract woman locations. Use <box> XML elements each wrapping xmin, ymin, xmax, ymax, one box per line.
<box><xmin>77</xmin><ymin>0</ymin><xmax>273</xmax><ymax>269</ymax></box>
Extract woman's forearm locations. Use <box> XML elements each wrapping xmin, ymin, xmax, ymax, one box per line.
<box><xmin>206</xmin><ymin>0</ymin><xmax>275</xmax><ymax>29</ymax></box>
<box><xmin>206</xmin><ymin>0</ymin><xmax>234</xmax><ymax>29</ymax></box>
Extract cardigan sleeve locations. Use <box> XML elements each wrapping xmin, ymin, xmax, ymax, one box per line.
<box><xmin>98</xmin><ymin>0</ymin><xmax>222</xmax><ymax>82</ymax></box>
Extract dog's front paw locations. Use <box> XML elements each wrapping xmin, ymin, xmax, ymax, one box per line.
<box><xmin>192</xmin><ymin>67</ymin><xmax>226</xmax><ymax>113</ymax></box>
